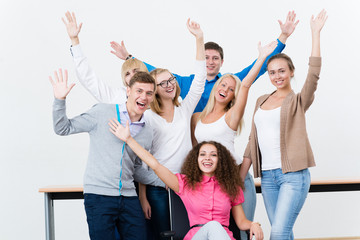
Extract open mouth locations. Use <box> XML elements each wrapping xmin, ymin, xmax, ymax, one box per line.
<box><xmin>136</xmin><ymin>101</ymin><xmax>146</xmax><ymax>109</ymax></box>
<box><xmin>202</xmin><ymin>162</ymin><xmax>213</xmax><ymax>168</ymax></box>
<box><xmin>218</xmin><ymin>92</ymin><xmax>226</xmax><ymax>98</ymax></box>
<box><xmin>275</xmin><ymin>80</ymin><xmax>284</xmax><ymax>85</ymax></box>
<box><xmin>166</xmin><ymin>88</ymin><xmax>174</xmax><ymax>93</ymax></box>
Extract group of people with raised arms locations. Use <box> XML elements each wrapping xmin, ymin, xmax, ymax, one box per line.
<box><xmin>50</xmin><ymin>9</ymin><xmax>327</xmax><ymax>240</ymax></box>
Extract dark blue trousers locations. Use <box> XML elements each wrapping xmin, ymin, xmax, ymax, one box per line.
<box><xmin>146</xmin><ymin>186</ymin><xmax>170</xmax><ymax>240</ymax></box>
<box><xmin>84</xmin><ymin>193</ymin><xmax>146</xmax><ymax>240</ymax></box>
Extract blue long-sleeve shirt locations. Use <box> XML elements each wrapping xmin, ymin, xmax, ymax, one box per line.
<box><xmin>144</xmin><ymin>39</ymin><xmax>285</xmax><ymax>113</ymax></box>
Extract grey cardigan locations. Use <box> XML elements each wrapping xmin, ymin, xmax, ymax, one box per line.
<box><xmin>53</xmin><ymin>99</ymin><xmax>164</xmax><ymax>196</ymax></box>
<box><xmin>244</xmin><ymin>57</ymin><xmax>321</xmax><ymax>178</ymax></box>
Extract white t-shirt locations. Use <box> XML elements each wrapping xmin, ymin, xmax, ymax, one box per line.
<box><xmin>254</xmin><ymin>107</ymin><xmax>282</xmax><ymax>170</ymax></box>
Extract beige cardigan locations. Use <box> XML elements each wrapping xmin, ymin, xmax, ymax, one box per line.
<box><xmin>244</xmin><ymin>57</ymin><xmax>321</xmax><ymax>178</ymax></box>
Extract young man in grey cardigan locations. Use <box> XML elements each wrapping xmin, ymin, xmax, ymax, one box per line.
<box><xmin>50</xmin><ymin>69</ymin><xmax>163</xmax><ymax>240</ymax></box>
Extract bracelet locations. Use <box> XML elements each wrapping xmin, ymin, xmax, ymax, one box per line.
<box><xmin>251</xmin><ymin>222</ymin><xmax>261</xmax><ymax>227</ymax></box>
<box><xmin>125</xmin><ymin>54</ymin><xmax>133</xmax><ymax>60</ymax></box>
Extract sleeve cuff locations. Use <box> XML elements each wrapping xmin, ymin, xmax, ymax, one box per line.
<box><xmin>70</xmin><ymin>44</ymin><xmax>84</xmax><ymax>58</ymax></box>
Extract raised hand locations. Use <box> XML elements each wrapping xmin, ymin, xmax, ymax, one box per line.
<box><xmin>109</xmin><ymin>119</ymin><xmax>131</xmax><ymax>142</ymax></box>
<box><xmin>49</xmin><ymin>69</ymin><xmax>75</xmax><ymax>100</ymax></box>
<box><xmin>110</xmin><ymin>41</ymin><xmax>130</xmax><ymax>60</ymax></box>
<box><xmin>62</xmin><ymin>11</ymin><xmax>82</xmax><ymax>45</ymax></box>
<box><xmin>310</xmin><ymin>9</ymin><xmax>328</xmax><ymax>34</ymax></box>
<box><xmin>257</xmin><ymin>41</ymin><xmax>278</xmax><ymax>59</ymax></box>
<box><xmin>279</xmin><ymin>11</ymin><xmax>299</xmax><ymax>38</ymax></box>
<box><xmin>186</xmin><ymin>18</ymin><xmax>203</xmax><ymax>39</ymax></box>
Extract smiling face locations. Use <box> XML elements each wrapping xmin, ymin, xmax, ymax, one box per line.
<box><xmin>197</xmin><ymin>143</ymin><xmax>219</xmax><ymax>177</ymax></box>
<box><xmin>155</xmin><ymin>71</ymin><xmax>177</xmax><ymax>100</ymax></box>
<box><xmin>214</xmin><ymin>76</ymin><xmax>236</xmax><ymax>105</ymax></box>
<box><xmin>205</xmin><ymin>49</ymin><xmax>223</xmax><ymax>79</ymax></box>
<box><xmin>267</xmin><ymin>58</ymin><xmax>294</xmax><ymax>90</ymax></box>
<box><xmin>126</xmin><ymin>82</ymin><xmax>155</xmax><ymax>117</ymax></box>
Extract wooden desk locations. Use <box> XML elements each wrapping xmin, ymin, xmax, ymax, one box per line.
<box><xmin>39</xmin><ymin>179</ymin><xmax>360</xmax><ymax>240</ymax></box>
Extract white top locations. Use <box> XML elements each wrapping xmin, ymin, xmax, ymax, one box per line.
<box><xmin>194</xmin><ymin>114</ymin><xmax>242</xmax><ymax>164</ymax></box>
<box><xmin>254</xmin><ymin>107</ymin><xmax>281</xmax><ymax>170</ymax></box>
<box><xmin>70</xmin><ymin>44</ymin><xmax>127</xmax><ymax>104</ymax></box>
<box><xmin>144</xmin><ymin>60</ymin><xmax>206</xmax><ymax>174</ymax></box>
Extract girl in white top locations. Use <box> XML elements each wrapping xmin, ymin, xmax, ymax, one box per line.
<box><xmin>191</xmin><ymin>39</ymin><xmax>283</xmax><ymax>239</ymax></box>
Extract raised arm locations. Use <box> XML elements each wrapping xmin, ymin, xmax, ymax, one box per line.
<box><xmin>50</xmin><ymin>69</ymin><xmax>96</xmax><ymax>135</ymax></box>
<box><xmin>109</xmin><ymin>120</ymin><xmax>180</xmax><ymax>192</ymax></box>
<box><xmin>310</xmin><ymin>9</ymin><xmax>327</xmax><ymax>57</ymax></box>
<box><xmin>234</xmin><ymin>11</ymin><xmax>298</xmax><ymax>83</ymax></box>
<box><xmin>182</xmin><ymin>19</ymin><xmax>207</xmax><ymax>113</ymax></box>
<box><xmin>299</xmin><ymin>10</ymin><xmax>327</xmax><ymax>111</ymax></box>
<box><xmin>62</xmin><ymin>11</ymin><xmax>82</xmax><ymax>46</ymax></box>
<box><xmin>278</xmin><ymin>11</ymin><xmax>299</xmax><ymax>44</ymax></box>
<box><xmin>226</xmin><ymin>41</ymin><xmax>277</xmax><ymax>130</ymax></box>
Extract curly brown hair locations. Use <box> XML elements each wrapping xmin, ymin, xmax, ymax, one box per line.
<box><xmin>181</xmin><ymin>141</ymin><xmax>244</xmax><ymax>201</ymax></box>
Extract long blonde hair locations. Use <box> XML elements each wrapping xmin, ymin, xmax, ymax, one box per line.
<box><xmin>198</xmin><ymin>74</ymin><xmax>244</xmax><ymax>134</ymax></box>
<box><xmin>149</xmin><ymin>68</ymin><xmax>181</xmax><ymax>115</ymax></box>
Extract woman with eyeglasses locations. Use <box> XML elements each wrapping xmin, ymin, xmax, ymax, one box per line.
<box><xmin>137</xmin><ymin>19</ymin><xmax>206</xmax><ymax>239</ymax></box>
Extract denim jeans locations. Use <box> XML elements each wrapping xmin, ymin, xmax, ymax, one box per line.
<box><xmin>146</xmin><ymin>185</ymin><xmax>170</xmax><ymax>240</ymax></box>
<box><xmin>261</xmin><ymin>168</ymin><xmax>310</xmax><ymax>240</ymax></box>
<box><xmin>240</xmin><ymin>172</ymin><xmax>256</xmax><ymax>239</ymax></box>
<box><xmin>84</xmin><ymin>193</ymin><xmax>146</xmax><ymax>240</ymax></box>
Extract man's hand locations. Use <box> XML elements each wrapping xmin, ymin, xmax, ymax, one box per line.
<box><xmin>49</xmin><ymin>69</ymin><xmax>75</xmax><ymax>100</ymax></box>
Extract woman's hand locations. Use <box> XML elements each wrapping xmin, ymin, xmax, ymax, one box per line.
<box><xmin>310</xmin><ymin>9</ymin><xmax>328</xmax><ymax>34</ymax></box>
<box><xmin>62</xmin><ymin>11</ymin><xmax>82</xmax><ymax>45</ymax></box>
<box><xmin>110</xmin><ymin>41</ymin><xmax>130</xmax><ymax>60</ymax></box>
<box><xmin>257</xmin><ymin>41</ymin><xmax>277</xmax><ymax>60</ymax></box>
<box><xmin>250</xmin><ymin>222</ymin><xmax>264</xmax><ymax>240</ymax></box>
<box><xmin>186</xmin><ymin>18</ymin><xmax>203</xmax><ymax>40</ymax></box>
<box><xmin>109</xmin><ymin>119</ymin><xmax>131</xmax><ymax>142</ymax></box>
<box><xmin>49</xmin><ymin>69</ymin><xmax>75</xmax><ymax>100</ymax></box>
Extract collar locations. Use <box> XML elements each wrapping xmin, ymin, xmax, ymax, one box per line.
<box><xmin>201</xmin><ymin>174</ymin><xmax>216</xmax><ymax>183</ymax></box>
<box><xmin>120</xmin><ymin>103</ymin><xmax>146</xmax><ymax>125</ymax></box>
<box><xmin>206</xmin><ymin>73</ymin><xmax>222</xmax><ymax>83</ymax></box>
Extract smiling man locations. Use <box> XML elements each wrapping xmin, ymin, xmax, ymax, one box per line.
<box><xmin>50</xmin><ymin>69</ymin><xmax>164</xmax><ymax>240</ymax></box>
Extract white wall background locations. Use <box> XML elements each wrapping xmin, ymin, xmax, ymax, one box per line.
<box><xmin>0</xmin><ymin>0</ymin><xmax>359</xmax><ymax>239</ymax></box>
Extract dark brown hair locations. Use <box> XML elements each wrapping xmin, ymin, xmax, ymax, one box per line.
<box><xmin>128</xmin><ymin>72</ymin><xmax>156</xmax><ymax>91</ymax></box>
<box><xmin>267</xmin><ymin>53</ymin><xmax>295</xmax><ymax>73</ymax></box>
<box><xmin>205</xmin><ymin>41</ymin><xmax>224</xmax><ymax>60</ymax></box>
<box><xmin>181</xmin><ymin>141</ymin><xmax>243</xmax><ymax>201</ymax></box>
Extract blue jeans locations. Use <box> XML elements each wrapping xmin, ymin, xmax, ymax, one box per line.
<box><xmin>261</xmin><ymin>168</ymin><xmax>310</xmax><ymax>240</ymax></box>
<box><xmin>240</xmin><ymin>172</ymin><xmax>256</xmax><ymax>240</ymax></box>
<box><xmin>146</xmin><ymin>185</ymin><xmax>170</xmax><ymax>240</ymax></box>
<box><xmin>84</xmin><ymin>194</ymin><xmax>146</xmax><ymax>240</ymax></box>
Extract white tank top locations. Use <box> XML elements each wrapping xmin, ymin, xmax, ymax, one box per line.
<box><xmin>254</xmin><ymin>107</ymin><xmax>281</xmax><ymax>170</ymax></box>
<box><xmin>194</xmin><ymin>114</ymin><xmax>242</xmax><ymax>164</ymax></box>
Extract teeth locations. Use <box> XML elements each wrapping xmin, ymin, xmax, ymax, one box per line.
<box><xmin>137</xmin><ymin>102</ymin><xmax>145</xmax><ymax>107</ymax></box>
<box><xmin>219</xmin><ymin>93</ymin><xmax>226</xmax><ymax>97</ymax></box>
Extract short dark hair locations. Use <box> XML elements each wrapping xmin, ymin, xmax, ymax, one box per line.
<box><xmin>128</xmin><ymin>72</ymin><xmax>156</xmax><ymax>91</ymax></box>
<box><xmin>205</xmin><ymin>41</ymin><xmax>224</xmax><ymax>60</ymax></box>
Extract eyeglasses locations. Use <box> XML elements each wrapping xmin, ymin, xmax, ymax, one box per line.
<box><xmin>157</xmin><ymin>76</ymin><xmax>176</xmax><ymax>88</ymax></box>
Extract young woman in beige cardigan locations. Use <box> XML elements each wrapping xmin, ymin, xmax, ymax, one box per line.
<box><xmin>241</xmin><ymin>10</ymin><xmax>327</xmax><ymax>240</ymax></box>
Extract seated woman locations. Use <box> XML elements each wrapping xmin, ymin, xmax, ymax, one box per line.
<box><xmin>108</xmin><ymin>122</ymin><xmax>264</xmax><ymax>240</ymax></box>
